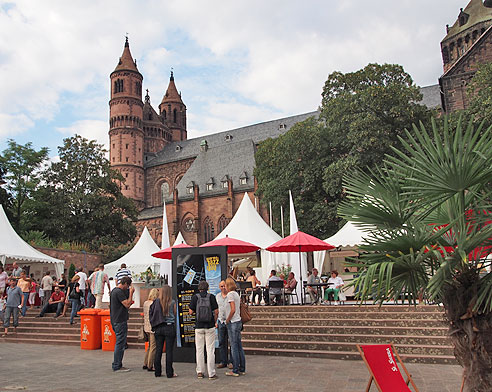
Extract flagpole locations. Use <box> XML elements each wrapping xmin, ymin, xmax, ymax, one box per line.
<box><xmin>269</xmin><ymin>202</ymin><xmax>272</xmax><ymax>228</ymax></box>
<box><xmin>280</xmin><ymin>205</ymin><xmax>284</xmax><ymax>238</ymax></box>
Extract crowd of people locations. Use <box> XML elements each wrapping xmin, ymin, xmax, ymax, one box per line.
<box><xmin>0</xmin><ymin>261</ymin><xmax>115</xmax><ymax>335</ymax></box>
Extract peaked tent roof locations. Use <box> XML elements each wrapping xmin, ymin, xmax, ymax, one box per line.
<box><xmin>324</xmin><ymin>221</ymin><xmax>367</xmax><ymax>247</ymax></box>
<box><xmin>104</xmin><ymin>226</ymin><xmax>160</xmax><ymax>278</ymax></box>
<box><xmin>0</xmin><ymin>205</ymin><xmax>64</xmax><ymax>271</ymax></box>
<box><xmin>215</xmin><ymin>193</ymin><xmax>281</xmax><ymax>248</ymax></box>
<box><xmin>173</xmin><ymin>231</ymin><xmax>187</xmax><ymax>246</ymax></box>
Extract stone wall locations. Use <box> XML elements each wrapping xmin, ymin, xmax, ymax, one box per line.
<box><xmin>34</xmin><ymin>247</ymin><xmax>103</xmax><ymax>274</ymax></box>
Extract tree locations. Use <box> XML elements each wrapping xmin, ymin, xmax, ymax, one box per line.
<box><xmin>68</xmin><ymin>263</ymin><xmax>76</xmax><ymax>281</ymax></box>
<box><xmin>255</xmin><ymin>63</ymin><xmax>432</xmax><ymax>238</ymax></box>
<box><xmin>31</xmin><ymin>135</ymin><xmax>137</xmax><ymax>250</ymax></box>
<box><xmin>339</xmin><ymin>118</ymin><xmax>492</xmax><ymax>391</ymax></box>
<box><xmin>466</xmin><ymin>62</ymin><xmax>492</xmax><ymax>128</ymax></box>
<box><xmin>0</xmin><ymin>140</ymin><xmax>49</xmax><ymax>231</ymax></box>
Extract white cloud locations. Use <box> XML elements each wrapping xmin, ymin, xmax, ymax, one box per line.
<box><xmin>56</xmin><ymin>119</ymin><xmax>108</xmax><ymax>149</ymax></box>
<box><xmin>0</xmin><ymin>113</ymin><xmax>34</xmax><ymax>137</ymax></box>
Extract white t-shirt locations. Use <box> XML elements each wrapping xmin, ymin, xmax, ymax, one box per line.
<box><xmin>216</xmin><ymin>293</ymin><xmax>228</xmax><ymax>323</ymax></box>
<box><xmin>77</xmin><ymin>272</ymin><xmax>88</xmax><ymax>290</ymax></box>
<box><xmin>41</xmin><ymin>275</ymin><xmax>53</xmax><ymax>291</ymax></box>
<box><xmin>0</xmin><ymin>271</ymin><xmax>8</xmax><ymax>289</ymax></box>
<box><xmin>328</xmin><ymin>276</ymin><xmax>344</xmax><ymax>288</ymax></box>
<box><xmin>226</xmin><ymin>291</ymin><xmax>241</xmax><ymax>323</ymax></box>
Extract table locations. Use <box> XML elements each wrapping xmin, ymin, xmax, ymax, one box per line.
<box><xmin>303</xmin><ymin>282</ymin><xmax>333</xmax><ymax>304</ymax></box>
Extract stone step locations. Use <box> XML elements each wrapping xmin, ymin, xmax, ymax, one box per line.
<box><xmin>242</xmin><ymin>331</ymin><xmax>451</xmax><ymax>346</ymax></box>
<box><xmin>249</xmin><ymin>305</ymin><xmax>443</xmax><ymax>313</ymax></box>
<box><xmin>248</xmin><ymin>317</ymin><xmax>447</xmax><ymax>328</ymax></box>
<box><xmin>243</xmin><ymin>324</ymin><xmax>448</xmax><ymax>336</ymax></box>
<box><xmin>241</xmin><ymin>339</ymin><xmax>455</xmax><ymax>357</ymax></box>
<box><xmin>242</xmin><ymin>347</ymin><xmax>457</xmax><ymax>365</ymax></box>
<box><xmin>250</xmin><ymin>311</ymin><xmax>444</xmax><ymax>320</ymax></box>
<box><xmin>13</xmin><ymin>325</ymin><xmax>141</xmax><ymax>337</ymax></box>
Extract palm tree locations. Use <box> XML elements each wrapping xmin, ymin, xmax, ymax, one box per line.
<box><xmin>339</xmin><ymin>117</ymin><xmax>492</xmax><ymax>392</ymax></box>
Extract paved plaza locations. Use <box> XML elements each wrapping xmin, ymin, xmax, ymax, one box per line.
<box><xmin>0</xmin><ymin>342</ymin><xmax>462</xmax><ymax>392</ymax></box>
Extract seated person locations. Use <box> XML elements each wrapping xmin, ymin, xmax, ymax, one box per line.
<box><xmin>37</xmin><ymin>286</ymin><xmax>65</xmax><ymax>318</ymax></box>
<box><xmin>323</xmin><ymin>270</ymin><xmax>344</xmax><ymax>305</ymax></box>
<box><xmin>246</xmin><ymin>270</ymin><xmax>261</xmax><ymax>305</ymax></box>
<box><xmin>306</xmin><ymin>268</ymin><xmax>320</xmax><ymax>304</ymax></box>
<box><xmin>267</xmin><ymin>270</ymin><xmax>283</xmax><ymax>305</ymax></box>
<box><xmin>284</xmin><ymin>272</ymin><xmax>297</xmax><ymax>304</ymax></box>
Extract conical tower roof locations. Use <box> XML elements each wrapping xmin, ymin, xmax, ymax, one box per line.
<box><xmin>114</xmin><ymin>37</ymin><xmax>140</xmax><ymax>73</ymax></box>
<box><xmin>161</xmin><ymin>71</ymin><xmax>184</xmax><ymax>105</ymax></box>
<box><xmin>444</xmin><ymin>0</ymin><xmax>492</xmax><ymax>40</ymax></box>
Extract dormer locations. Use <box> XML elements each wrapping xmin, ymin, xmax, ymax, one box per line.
<box><xmin>221</xmin><ymin>175</ymin><xmax>229</xmax><ymax>189</ymax></box>
<box><xmin>239</xmin><ymin>171</ymin><xmax>248</xmax><ymax>185</ymax></box>
<box><xmin>186</xmin><ymin>181</ymin><xmax>195</xmax><ymax>195</ymax></box>
<box><xmin>206</xmin><ymin>177</ymin><xmax>215</xmax><ymax>191</ymax></box>
<box><xmin>458</xmin><ymin>8</ymin><xmax>470</xmax><ymax>26</ymax></box>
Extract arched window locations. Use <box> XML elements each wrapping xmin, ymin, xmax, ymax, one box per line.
<box><xmin>173</xmin><ymin>109</ymin><xmax>177</xmax><ymax>123</ymax></box>
<box><xmin>204</xmin><ymin>217</ymin><xmax>215</xmax><ymax>242</ymax></box>
<box><xmin>114</xmin><ymin>79</ymin><xmax>124</xmax><ymax>93</ymax></box>
<box><xmin>161</xmin><ymin>182</ymin><xmax>170</xmax><ymax>203</ymax></box>
<box><xmin>162</xmin><ymin>110</ymin><xmax>166</xmax><ymax>120</ymax></box>
<box><xmin>217</xmin><ymin>215</ymin><xmax>229</xmax><ymax>235</ymax></box>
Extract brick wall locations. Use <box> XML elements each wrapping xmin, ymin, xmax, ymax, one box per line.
<box><xmin>34</xmin><ymin>247</ymin><xmax>103</xmax><ymax>274</ymax></box>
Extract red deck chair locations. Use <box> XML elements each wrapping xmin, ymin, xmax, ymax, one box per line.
<box><xmin>357</xmin><ymin>344</ymin><xmax>419</xmax><ymax>392</ymax></box>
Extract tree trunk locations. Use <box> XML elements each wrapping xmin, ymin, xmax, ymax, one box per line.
<box><xmin>443</xmin><ymin>273</ymin><xmax>492</xmax><ymax>392</ymax></box>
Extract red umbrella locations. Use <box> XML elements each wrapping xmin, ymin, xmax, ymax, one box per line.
<box><xmin>200</xmin><ymin>235</ymin><xmax>260</xmax><ymax>254</ymax></box>
<box><xmin>152</xmin><ymin>242</ymin><xmax>192</xmax><ymax>260</ymax></box>
<box><xmin>266</xmin><ymin>231</ymin><xmax>335</xmax><ymax>305</ymax></box>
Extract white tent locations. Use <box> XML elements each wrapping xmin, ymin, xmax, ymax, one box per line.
<box><xmin>104</xmin><ymin>226</ymin><xmax>161</xmax><ymax>279</ymax></box>
<box><xmin>314</xmin><ymin>221</ymin><xmax>367</xmax><ymax>273</ymax></box>
<box><xmin>0</xmin><ymin>205</ymin><xmax>65</xmax><ymax>278</ymax></box>
<box><xmin>216</xmin><ymin>193</ymin><xmax>299</xmax><ymax>299</ymax></box>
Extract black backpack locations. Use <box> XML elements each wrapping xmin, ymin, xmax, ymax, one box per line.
<box><xmin>196</xmin><ymin>293</ymin><xmax>212</xmax><ymax>323</ymax></box>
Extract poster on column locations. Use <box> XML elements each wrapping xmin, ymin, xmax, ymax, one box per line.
<box><xmin>173</xmin><ymin>246</ymin><xmax>227</xmax><ymax>348</ymax></box>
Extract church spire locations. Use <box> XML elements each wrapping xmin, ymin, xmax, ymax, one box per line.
<box><xmin>114</xmin><ymin>37</ymin><xmax>139</xmax><ymax>73</ymax></box>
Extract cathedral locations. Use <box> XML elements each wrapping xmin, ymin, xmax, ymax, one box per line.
<box><xmin>109</xmin><ymin>0</ymin><xmax>492</xmax><ymax>247</ymax></box>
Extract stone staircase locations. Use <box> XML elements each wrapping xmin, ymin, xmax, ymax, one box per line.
<box><xmin>1</xmin><ymin>305</ymin><xmax>456</xmax><ymax>364</ymax></box>
<box><xmin>0</xmin><ymin>307</ymin><xmax>145</xmax><ymax>349</ymax></box>
<box><xmin>244</xmin><ymin>305</ymin><xmax>456</xmax><ymax>364</ymax></box>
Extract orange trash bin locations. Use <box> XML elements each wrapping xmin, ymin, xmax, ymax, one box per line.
<box><xmin>100</xmin><ymin>309</ymin><xmax>116</xmax><ymax>351</ymax></box>
<box><xmin>78</xmin><ymin>308</ymin><xmax>102</xmax><ymax>350</ymax></box>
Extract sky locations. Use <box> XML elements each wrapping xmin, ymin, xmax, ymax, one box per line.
<box><xmin>0</xmin><ymin>0</ymin><xmax>467</xmax><ymax>158</ymax></box>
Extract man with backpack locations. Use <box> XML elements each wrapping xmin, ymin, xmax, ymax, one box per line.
<box><xmin>188</xmin><ymin>280</ymin><xmax>219</xmax><ymax>380</ymax></box>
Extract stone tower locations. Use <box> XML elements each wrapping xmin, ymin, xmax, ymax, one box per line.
<box><xmin>109</xmin><ymin>38</ymin><xmax>145</xmax><ymax>207</ymax></box>
<box><xmin>439</xmin><ymin>0</ymin><xmax>492</xmax><ymax>112</ymax></box>
<box><xmin>159</xmin><ymin>72</ymin><xmax>187</xmax><ymax>142</ymax></box>
<box><xmin>142</xmin><ymin>90</ymin><xmax>171</xmax><ymax>154</ymax></box>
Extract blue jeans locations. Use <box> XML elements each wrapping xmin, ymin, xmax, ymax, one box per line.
<box><xmin>21</xmin><ymin>292</ymin><xmax>29</xmax><ymax>316</ymax></box>
<box><xmin>4</xmin><ymin>306</ymin><xmax>19</xmax><ymax>328</ymax></box>
<box><xmin>80</xmin><ymin>289</ymin><xmax>86</xmax><ymax>307</ymax></box>
<box><xmin>217</xmin><ymin>320</ymin><xmax>230</xmax><ymax>365</ymax></box>
<box><xmin>112</xmin><ymin>321</ymin><xmax>128</xmax><ymax>371</ymax></box>
<box><xmin>70</xmin><ymin>298</ymin><xmax>80</xmax><ymax>324</ymax></box>
<box><xmin>226</xmin><ymin>320</ymin><xmax>245</xmax><ymax>374</ymax></box>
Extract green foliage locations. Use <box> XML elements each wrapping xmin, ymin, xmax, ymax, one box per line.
<box><xmin>0</xmin><ymin>140</ymin><xmax>49</xmax><ymax>231</ymax></box>
<box><xmin>466</xmin><ymin>62</ymin><xmax>492</xmax><ymax>128</ymax></box>
<box><xmin>30</xmin><ymin>135</ymin><xmax>137</xmax><ymax>251</ymax></box>
<box><xmin>255</xmin><ymin>63</ymin><xmax>432</xmax><ymax>239</ymax></box>
<box><xmin>339</xmin><ymin>117</ymin><xmax>492</xmax><ymax>313</ymax></box>
<box><xmin>276</xmin><ymin>264</ymin><xmax>292</xmax><ymax>278</ymax></box>
<box><xmin>23</xmin><ymin>230</ymin><xmax>54</xmax><ymax>248</ymax></box>
<box><xmin>68</xmin><ymin>263</ymin><xmax>76</xmax><ymax>281</ymax></box>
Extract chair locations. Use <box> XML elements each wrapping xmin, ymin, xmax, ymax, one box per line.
<box><xmin>237</xmin><ymin>281</ymin><xmax>253</xmax><ymax>302</ymax></box>
<box><xmin>267</xmin><ymin>280</ymin><xmax>284</xmax><ymax>305</ymax></box>
<box><xmin>284</xmin><ymin>282</ymin><xmax>298</xmax><ymax>305</ymax></box>
<box><xmin>357</xmin><ymin>344</ymin><xmax>419</xmax><ymax>392</ymax></box>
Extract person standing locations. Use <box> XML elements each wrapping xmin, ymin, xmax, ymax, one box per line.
<box><xmin>224</xmin><ymin>277</ymin><xmax>246</xmax><ymax>377</ymax></box>
<box><xmin>76</xmin><ymin>268</ymin><xmax>88</xmax><ymax>308</ymax></box>
<box><xmin>0</xmin><ymin>266</ymin><xmax>8</xmax><ymax>297</ymax></box>
<box><xmin>216</xmin><ymin>280</ymin><xmax>231</xmax><ymax>368</ymax></box>
<box><xmin>115</xmin><ymin>263</ymin><xmax>132</xmax><ymax>284</ymax></box>
<box><xmin>150</xmin><ymin>285</ymin><xmax>177</xmax><ymax>378</ymax></box>
<box><xmin>110</xmin><ymin>276</ymin><xmax>134</xmax><ymax>372</ymax></box>
<box><xmin>189</xmin><ymin>280</ymin><xmax>219</xmax><ymax>380</ymax></box>
<box><xmin>143</xmin><ymin>288</ymin><xmax>159</xmax><ymax>372</ymax></box>
<box><xmin>40</xmin><ymin>271</ymin><xmax>53</xmax><ymax>308</ymax></box>
<box><xmin>28</xmin><ymin>277</ymin><xmax>37</xmax><ymax>310</ymax></box>
<box><xmin>88</xmin><ymin>264</ymin><xmax>110</xmax><ymax>309</ymax></box>
<box><xmin>2</xmin><ymin>278</ymin><xmax>24</xmax><ymax>337</ymax></box>
<box><xmin>10</xmin><ymin>262</ymin><xmax>22</xmax><ymax>279</ymax></box>
<box><xmin>65</xmin><ymin>275</ymin><xmax>82</xmax><ymax>324</ymax></box>
<box><xmin>16</xmin><ymin>271</ymin><xmax>31</xmax><ymax>317</ymax></box>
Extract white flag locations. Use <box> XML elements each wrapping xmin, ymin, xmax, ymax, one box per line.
<box><xmin>162</xmin><ymin>202</ymin><xmax>170</xmax><ymax>249</ymax></box>
<box><xmin>289</xmin><ymin>190</ymin><xmax>298</xmax><ymax>234</ymax></box>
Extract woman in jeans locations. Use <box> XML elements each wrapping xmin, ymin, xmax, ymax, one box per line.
<box><xmin>224</xmin><ymin>277</ymin><xmax>246</xmax><ymax>376</ymax></box>
<box><xmin>142</xmin><ymin>288</ymin><xmax>159</xmax><ymax>372</ymax></box>
<box><xmin>149</xmin><ymin>285</ymin><xmax>177</xmax><ymax>378</ymax></box>
<box><xmin>66</xmin><ymin>275</ymin><xmax>81</xmax><ymax>325</ymax></box>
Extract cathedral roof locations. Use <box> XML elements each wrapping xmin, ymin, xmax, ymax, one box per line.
<box><xmin>114</xmin><ymin>38</ymin><xmax>140</xmax><ymax>73</ymax></box>
<box><xmin>145</xmin><ymin>111</ymin><xmax>318</xmax><ymax>168</ymax></box>
<box><xmin>172</xmin><ymin>139</ymin><xmax>257</xmax><ymax>200</ymax></box>
<box><xmin>443</xmin><ymin>0</ymin><xmax>492</xmax><ymax>41</ymax></box>
<box><xmin>160</xmin><ymin>71</ymin><xmax>184</xmax><ymax>105</ymax></box>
